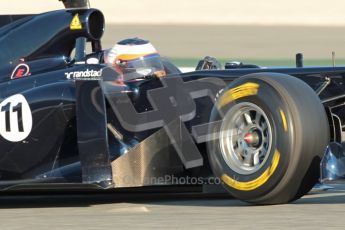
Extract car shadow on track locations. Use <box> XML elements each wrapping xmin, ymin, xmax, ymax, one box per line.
<box><xmin>0</xmin><ymin>192</ymin><xmax>245</xmax><ymax>209</ymax></box>
<box><xmin>0</xmin><ymin>186</ymin><xmax>344</xmax><ymax>208</ymax></box>
<box><xmin>293</xmin><ymin>192</ymin><xmax>345</xmax><ymax>205</ymax></box>
<box><xmin>292</xmin><ymin>184</ymin><xmax>345</xmax><ymax>205</ymax></box>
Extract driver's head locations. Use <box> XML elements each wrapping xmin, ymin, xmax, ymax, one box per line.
<box><xmin>104</xmin><ymin>38</ymin><xmax>166</xmax><ymax>80</ymax></box>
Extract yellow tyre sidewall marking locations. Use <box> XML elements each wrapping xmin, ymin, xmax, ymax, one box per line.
<box><xmin>218</xmin><ymin>82</ymin><xmax>259</xmax><ymax>108</ymax></box>
<box><xmin>221</xmin><ymin>150</ymin><xmax>280</xmax><ymax>191</ymax></box>
<box><xmin>280</xmin><ymin>109</ymin><xmax>288</xmax><ymax>132</ymax></box>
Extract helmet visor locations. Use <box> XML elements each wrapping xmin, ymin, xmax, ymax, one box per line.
<box><xmin>118</xmin><ymin>53</ymin><xmax>165</xmax><ymax>78</ymax></box>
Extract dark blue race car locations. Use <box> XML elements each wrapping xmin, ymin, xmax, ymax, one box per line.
<box><xmin>0</xmin><ymin>0</ymin><xmax>343</xmax><ymax>205</ymax></box>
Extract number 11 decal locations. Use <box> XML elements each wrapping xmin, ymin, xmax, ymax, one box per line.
<box><xmin>2</xmin><ymin>102</ymin><xmax>24</xmax><ymax>132</ymax></box>
<box><xmin>0</xmin><ymin>94</ymin><xmax>32</xmax><ymax>142</ymax></box>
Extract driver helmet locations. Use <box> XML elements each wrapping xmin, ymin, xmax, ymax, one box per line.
<box><xmin>104</xmin><ymin>38</ymin><xmax>166</xmax><ymax>80</ymax></box>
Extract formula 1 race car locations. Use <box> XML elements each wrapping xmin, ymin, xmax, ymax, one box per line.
<box><xmin>0</xmin><ymin>0</ymin><xmax>343</xmax><ymax>205</ymax></box>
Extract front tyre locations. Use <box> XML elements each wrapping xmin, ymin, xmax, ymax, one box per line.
<box><xmin>208</xmin><ymin>73</ymin><xmax>329</xmax><ymax>204</ymax></box>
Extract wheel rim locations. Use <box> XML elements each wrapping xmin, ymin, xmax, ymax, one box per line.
<box><xmin>219</xmin><ymin>102</ymin><xmax>273</xmax><ymax>175</ymax></box>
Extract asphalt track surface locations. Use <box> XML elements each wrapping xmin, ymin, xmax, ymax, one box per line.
<box><xmin>0</xmin><ymin>185</ymin><xmax>344</xmax><ymax>230</ymax></box>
